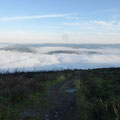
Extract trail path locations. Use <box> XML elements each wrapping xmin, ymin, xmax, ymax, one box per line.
<box><xmin>45</xmin><ymin>75</ymin><xmax>78</xmax><ymax>120</ymax></box>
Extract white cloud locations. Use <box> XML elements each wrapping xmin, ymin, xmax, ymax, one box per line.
<box><xmin>90</xmin><ymin>20</ymin><xmax>114</xmax><ymax>26</ymax></box>
<box><xmin>63</xmin><ymin>20</ymin><xmax>120</xmax><ymax>27</ymax></box>
<box><xmin>63</xmin><ymin>20</ymin><xmax>120</xmax><ymax>33</ymax></box>
<box><xmin>103</xmin><ymin>8</ymin><xmax>119</xmax><ymax>13</ymax></box>
<box><xmin>0</xmin><ymin>14</ymin><xmax>69</xmax><ymax>22</ymax></box>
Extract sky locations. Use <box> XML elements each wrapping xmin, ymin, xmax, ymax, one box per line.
<box><xmin>0</xmin><ymin>0</ymin><xmax>120</xmax><ymax>44</ymax></box>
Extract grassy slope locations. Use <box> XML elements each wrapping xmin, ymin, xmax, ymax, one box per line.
<box><xmin>0</xmin><ymin>68</ymin><xmax>120</xmax><ymax>120</ymax></box>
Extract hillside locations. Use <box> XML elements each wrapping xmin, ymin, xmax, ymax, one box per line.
<box><xmin>0</xmin><ymin>68</ymin><xmax>120</xmax><ymax>120</ymax></box>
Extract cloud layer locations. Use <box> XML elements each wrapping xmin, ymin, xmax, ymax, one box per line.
<box><xmin>0</xmin><ymin>44</ymin><xmax>120</xmax><ymax>73</ymax></box>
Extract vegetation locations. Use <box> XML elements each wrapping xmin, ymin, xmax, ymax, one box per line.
<box><xmin>0</xmin><ymin>68</ymin><xmax>120</xmax><ymax>120</ymax></box>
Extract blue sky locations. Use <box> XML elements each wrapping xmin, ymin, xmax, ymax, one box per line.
<box><xmin>0</xmin><ymin>0</ymin><xmax>120</xmax><ymax>43</ymax></box>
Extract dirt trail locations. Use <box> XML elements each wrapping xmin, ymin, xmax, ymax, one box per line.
<box><xmin>45</xmin><ymin>76</ymin><xmax>78</xmax><ymax>120</ymax></box>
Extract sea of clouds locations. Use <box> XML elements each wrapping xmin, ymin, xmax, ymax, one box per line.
<box><xmin>0</xmin><ymin>44</ymin><xmax>120</xmax><ymax>73</ymax></box>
